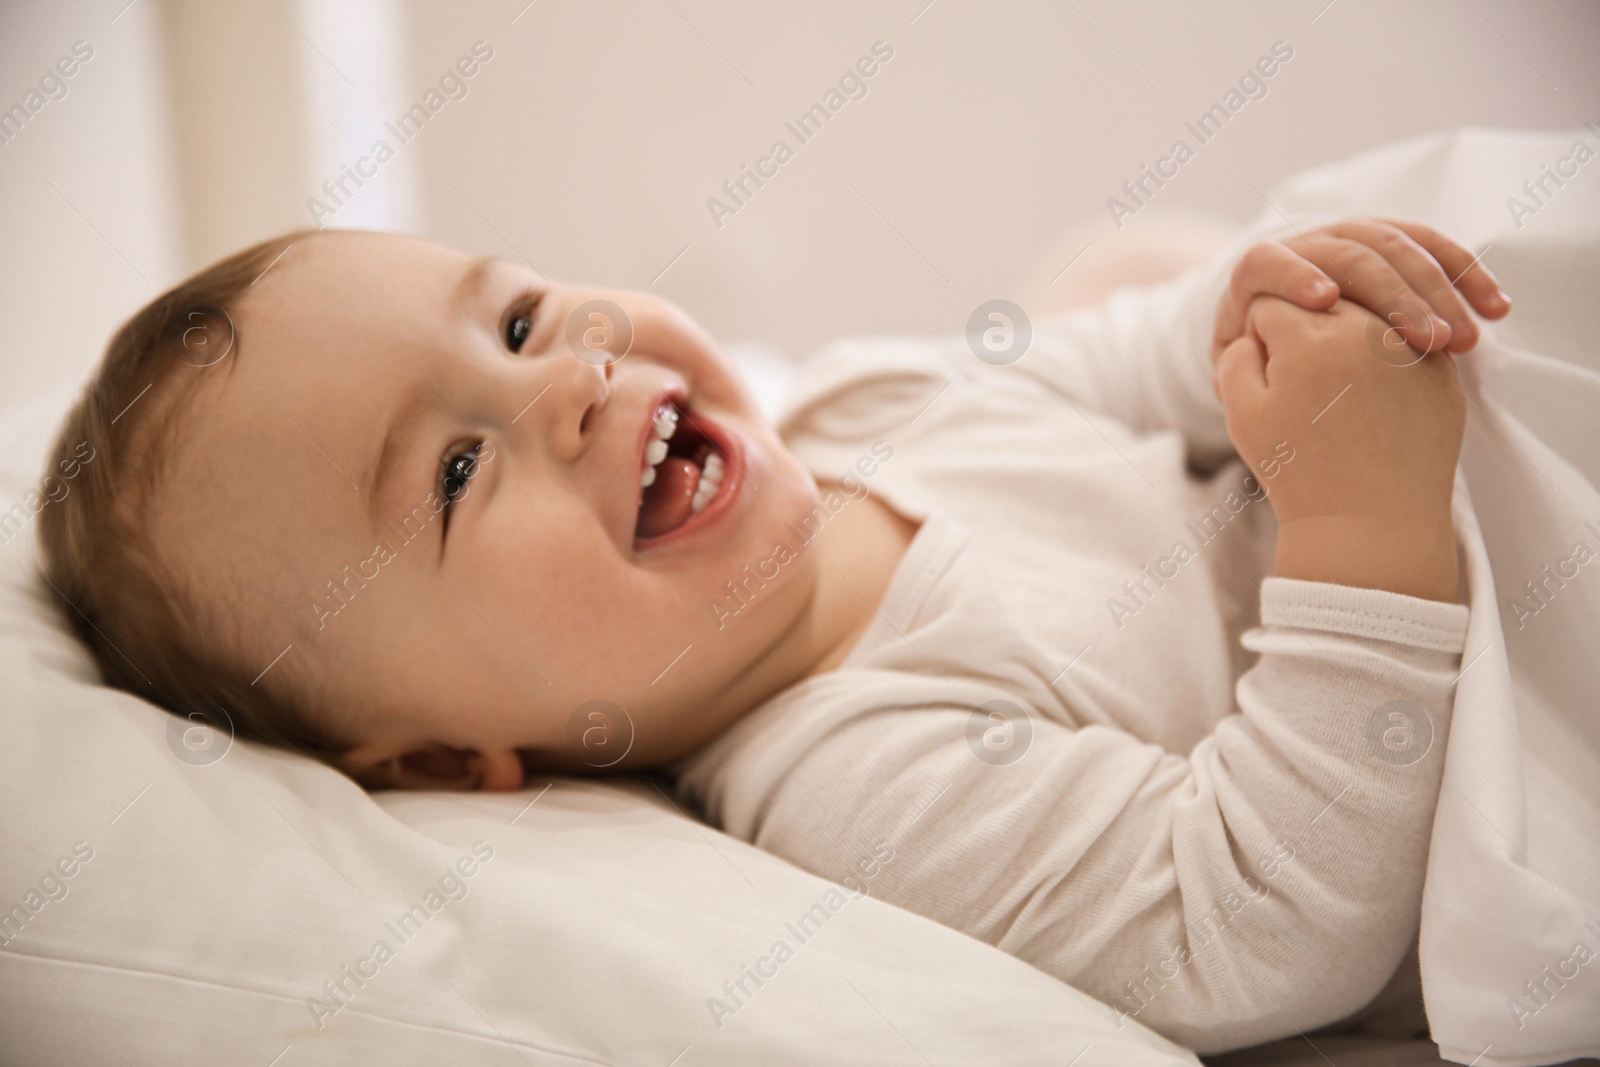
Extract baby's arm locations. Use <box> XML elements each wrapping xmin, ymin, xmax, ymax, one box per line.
<box><xmin>696</xmin><ymin>581</ymin><xmax>1468</xmax><ymax>1053</ymax></box>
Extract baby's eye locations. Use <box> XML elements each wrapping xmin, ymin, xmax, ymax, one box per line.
<box><xmin>507</xmin><ymin>314</ymin><xmax>532</xmax><ymax>353</ymax></box>
<box><xmin>440</xmin><ymin>444</ymin><xmax>482</xmax><ymax>509</ymax></box>
<box><xmin>505</xmin><ymin>293</ymin><xmax>543</xmax><ymax>353</ymax></box>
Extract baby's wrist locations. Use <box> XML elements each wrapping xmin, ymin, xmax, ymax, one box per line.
<box><xmin>1274</xmin><ymin>512</ymin><xmax>1459</xmax><ymax>603</ymax></box>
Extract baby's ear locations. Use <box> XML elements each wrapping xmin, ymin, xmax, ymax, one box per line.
<box><xmin>338</xmin><ymin>742</ymin><xmax>524</xmax><ymax>792</ymax></box>
<box><xmin>469</xmin><ymin>748</ymin><xmax>527</xmax><ymax>792</ymax></box>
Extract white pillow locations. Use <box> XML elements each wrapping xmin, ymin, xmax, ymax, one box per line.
<box><xmin>0</xmin><ymin>391</ymin><xmax>1198</xmax><ymax>1064</ymax></box>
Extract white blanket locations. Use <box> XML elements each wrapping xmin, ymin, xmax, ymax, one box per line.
<box><xmin>1267</xmin><ymin>127</ymin><xmax>1600</xmax><ymax>1064</ymax></box>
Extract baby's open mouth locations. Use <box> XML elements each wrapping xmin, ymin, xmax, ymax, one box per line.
<box><xmin>635</xmin><ymin>399</ymin><xmax>726</xmax><ymax>540</ymax></box>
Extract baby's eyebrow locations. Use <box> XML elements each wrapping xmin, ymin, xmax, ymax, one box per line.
<box><xmin>453</xmin><ymin>254</ymin><xmax>501</xmax><ymax>310</ymax></box>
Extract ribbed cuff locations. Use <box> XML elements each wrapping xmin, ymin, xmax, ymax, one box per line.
<box><xmin>1258</xmin><ymin>576</ymin><xmax>1470</xmax><ymax>653</ymax></box>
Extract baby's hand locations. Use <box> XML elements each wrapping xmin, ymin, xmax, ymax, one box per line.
<box><xmin>1211</xmin><ymin>218</ymin><xmax>1511</xmax><ymax>394</ymax></box>
<box><xmin>1217</xmin><ymin>296</ymin><xmax>1466</xmax><ymax>602</ymax></box>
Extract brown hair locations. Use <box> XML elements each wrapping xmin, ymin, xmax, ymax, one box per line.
<box><xmin>36</xmin><ymin>228</ymin><xmax>350</xmax><ymax>760</ymax></box>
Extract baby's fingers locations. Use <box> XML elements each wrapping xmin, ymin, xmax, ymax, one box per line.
<box><xmin>1213</xmin><ymin>241</ymin><xmax>1337</xmax><ymax>365</ymax></box>
<box><xmin>1300</xmin><ymin>219</ymin><xmax>1503</xmax><ymax>352</ymax></box>
<box><xmin>1215</xmin><ymin>331</ymin><xmax>1268</xmax><ymax>406</ymax></box>
<box><xmin>1284</xmin><ymin>234</ymin><xmax>1460</xmax><ymax>353</ymax></box>
<box><xmin>1380</xmin><ymin>218</ymin><xmax>1511</xmax><ymax>323</ymax></box>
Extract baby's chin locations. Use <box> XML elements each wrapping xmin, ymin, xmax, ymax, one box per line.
<box><xmin>687</xmin><ymin>432</ymin><xmax>819</xmax><ymax>580</ymax></box>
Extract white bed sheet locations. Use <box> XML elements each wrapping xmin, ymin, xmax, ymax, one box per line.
<box><xmin>1249</xmin><ymin>127</ymin><xmax>1600</xmax><ymax>1066</ymax></box>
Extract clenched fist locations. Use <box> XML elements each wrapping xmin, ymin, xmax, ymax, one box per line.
<box><xmin>1219</xmin><ymin>296</ymin><xmax>1466</xmax><ymax>524</ymax></box>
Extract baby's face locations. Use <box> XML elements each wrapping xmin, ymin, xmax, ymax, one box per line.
<box><xmin>154</xmin><ymin>232</ymin><xmax>823</xmax><ymax>781</ymax></box>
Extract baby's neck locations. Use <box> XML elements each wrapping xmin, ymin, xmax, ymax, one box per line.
<box><xmin>793</xmin><ymin>486</ymin><xmax>921</xmax><ymax>680</ymax></box>
<box><xmin>702</xmin><ymin>485</ymin><xmax>919</xmax><ymax>739</ymax></box>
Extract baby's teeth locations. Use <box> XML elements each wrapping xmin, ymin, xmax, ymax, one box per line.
<box><xmin>645</xmin><ymin>439</ymin><xmax>669</xmax><ymax>466</ymax></box>
<box><xmin>689</xmin><ymin>452</ymin><xmax>725</xmax><ymax>514</ymax></box>
<box><xmin>640</xmin><ymin>465</ymin><xmax>657</xmax><ymax>488</ymax></box>
<box><xmin>653</xmin><ymin>409</ymin><xmax>679</xmax><ymax>439</ymax></box>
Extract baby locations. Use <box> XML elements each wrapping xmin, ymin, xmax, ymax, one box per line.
<box><xmin>38</xmin><ymin>219</ymin><xmax>1509</xmax><ymax>1052</ymax></box>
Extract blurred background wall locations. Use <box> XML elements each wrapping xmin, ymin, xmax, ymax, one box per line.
<box><xmin>1</xmin><ymin>0</ymin><xmax>1596</xmax><ymax>408</ymax></box>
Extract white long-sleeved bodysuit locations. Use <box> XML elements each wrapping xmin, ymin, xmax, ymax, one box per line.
<box><xmin>672</xmin><ymin>243</ymin><xmax>1471</xmax><ymax>1055</ymax></box>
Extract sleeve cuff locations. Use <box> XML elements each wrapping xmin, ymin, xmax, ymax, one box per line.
<box><xmin>1258</xmin><ymin>576</ymin><xmax>1470</xmax><ymax>654</ymax></box>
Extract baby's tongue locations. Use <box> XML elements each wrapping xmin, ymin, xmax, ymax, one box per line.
<box><xmin>637</xmin><ymin>457</ymin><xmax>701</xmax><ymax>538</ymax></box>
